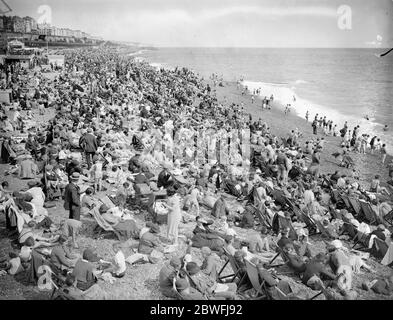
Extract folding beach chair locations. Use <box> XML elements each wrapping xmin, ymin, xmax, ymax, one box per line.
<box><xmin>272</xmin><ymin>214</ymin><xmax>298</xmax><ymax>240</ymax></box>
<box><xmin>314</xmin><ymin>220</ymin><xmax>333</xmax><ymax>239</ymax></box>
<box><xmin>217</xmin><ymin>249</ymin><xmax>248</xmax><ymax>291</ymax></box>
<box><xmin>299</xmin><ymin>212</ymin><xmax>319</xmax><ymax>236</ymax></box>
<box><xmin>383</xmin><ymin>209</ymin><xmax>393</xmax><ymax>226</ymax></box>
<box><xmin>348</xmin><ymin>197</ymin><xmax>362</xmax><ymax>216</ymax></box>
<box><xmin>340</xmin><ymin>195</ymin><xmax>351</xmax><ymax>210</ymax></box>
<box><xmin>250</xmin><ymin>204</ymin><xmax>273</xmax><ymax>229</ymax></box>
<box><xmin>371</xmin><ymin>238</ymin><xmax>389</xmax><ymax>259</ymax></box>
<box><xmin>341</xmin><ymin>222</ymin><xmax>358</xmax><ymax>240</ymax></box>
<box><xmin>244</xmin><ymin>259</ymin><xmax>268</xmax><ymax>299</ymax></box>
<box><xmin>90</xmin><ymin>207</ymin><xmax>122</xmax><ymax>241</ymax></box>
<box><xmin>330</xmin><ymin>189</ymin><xmax>342</xmax><ymax>204</ymax></box>
<box><xmin>352</xmin><ymin>231</ymin><xmax>370</xmax><ymax>250</ymax></box>
<box><xmin>359</xmin><ymin>200</ymin><xmax>378</xmax><ymax>225</ymax></box>
<box><xmin>183</xmin><ymin>270</ymin><xmax>211</xmax><ymax>300</ymax></box>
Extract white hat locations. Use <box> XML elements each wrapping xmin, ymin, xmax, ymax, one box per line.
<box><xmin>330</xmin><ymin>240</ymin><xmax>343</xmax><ymax>250</ymax></box>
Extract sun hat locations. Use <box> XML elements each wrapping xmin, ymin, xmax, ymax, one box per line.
<box><xmin>70</xmin><ymin>172</ymin><xmax>80</xmax><ymax>181</ymax></box>
<box><xmin>99</xmin><ymin>204</ymin><xmax>109</xmax><ymax>214</ymax></box>
<box><xmin>201</xmin><ymin>247</ymin><xmax>211</xmax><ymax>256</ymax></box>
<box><xmin>169</xmin><ymin>256</ymin><xmax>182</xmax><ymax>268</ymax></box>
<box><xmin>186</xmin><ymin>262</ymin><xmax>200</xmax><ymax>275</ymax></box>
<box><xmin>175</xmin><ymin>278</ymin><xmax>189</xmax><ymax>291</ymax></box>
<box><xmin>330</xmin><ymin>240</ymin><xmax>343</xmax><ymax>250</ymax></box>
<box><xmin>83</xmin><ymin>248</ymin><xmax>100</xmax><ymax>262</ymax></box>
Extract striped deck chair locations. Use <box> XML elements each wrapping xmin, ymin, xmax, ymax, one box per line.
<box><xmin>244</xmin><ymin>259</ymin><xmax>268</xmax><ymax>299</ymax></box>
<box><xmin>90</xmin><ymin>207</ymin><xmax>122</xmax><ymax>241</ymax></box>
<box><xmin>359</xmin><ymin>200</ymin><xmax>378</xmax><ymax>225</ymax></box>
<box><xmin>383</xmin><ymin>209</ymin><xmax>393</xmax><ymax>226</ymax></box>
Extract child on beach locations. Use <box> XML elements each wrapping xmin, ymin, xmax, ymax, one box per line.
<box><xmin>90</xmin><ymin>156</ymin><xmax>103</xmax><ymax>192</ymax></box>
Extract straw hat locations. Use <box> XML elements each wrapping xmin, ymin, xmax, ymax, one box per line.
<box><xmin>70</xmin><ymin>172</ymin><xmax>80</xmax><ymax>181</ymax></box>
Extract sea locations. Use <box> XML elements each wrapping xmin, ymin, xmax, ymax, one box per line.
<box><xmin>136</xmin><ymin>48</ymin><xmax>393</xmax><ymax>153</ymax></box>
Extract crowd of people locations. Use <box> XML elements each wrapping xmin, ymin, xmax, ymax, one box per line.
<box><xmin>0</xmin><ymin>46</ymin><xmax>392</xmax><ymax>300</ymax></box>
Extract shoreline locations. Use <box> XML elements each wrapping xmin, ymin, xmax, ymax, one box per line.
<box><xmin>214</xmin><ymin>80</ymin><xmax>392</xmax><ymax>188</ymax></box>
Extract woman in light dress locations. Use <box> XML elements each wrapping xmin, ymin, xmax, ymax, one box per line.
<box><xmin>166</xmin><ymin>190</ymin><xmax>182</xmax><ymax>245</ymax></box>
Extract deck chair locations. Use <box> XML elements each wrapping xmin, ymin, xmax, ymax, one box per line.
<box><xmin>331</xmin><ymin>189</ymin><xmax>342</xmax><ymax>204</ymax></box>
<box><xmin>244</xmin><ymin>259</ymin><xmax>267</xmax><ymax>299</ymax></box>
<box><xmin>90</xmin><ymin>207</ymin><xmax>122</xmax><ymax>241</ymax></box>
<box><xmin>314</xmin><ymin>220</ymin><xmax>333</xmax><ymax>239</ymax></box>
<box><xmin>352</xmin><ymin>231</ymin><xmax>370</xmax><ymax>250</ymax></box>
<box><xmin>51</xmin><ymin>287</ymin><xmax>76</xmax><ymax>300</ymax></box>
<box><xmin>300</xmin><ymin>212</ymin><xmax>319</xmax><ymax>236</ymax></box>
<box><xmin>183</xmin><ymin>270</ymin><xmax>211</xmax><ymax>300</ymax></box>
<box><xmin>340</xmin><ymin>195</ymin><xmax>351</xmax><ymax>210</ymax></box>
<box><xmin>371</xmin><ymin>238</ymin><xmax>389</xmax><ymax>259</ymax></box>
<box><xmin>251</xmin><ymin>204</ymin><xmax>273</xmax><ymax>229</ymax></box>
<box><xmin>348</xmin><ymin>197</ymin><xmax>362</xmax><ymax>216</ymax></box>
<box><xmin>383</xmin><ymin>209</ymin><xmax>393</xmax><ymax>226</ymax></box>
<box><xmin>217</xmin><ymin>249</ymin><xmax>248</xmax><ymax>291</ymax></box>
<box><xmin>341</xmin><ymin>222</ymin><xmax>358</xmax><ymax>240</ymax></box>
<box><xmin>359</xmin><ymin>200</ymin><xmax>378</xmax><ymax>225</ymax></box>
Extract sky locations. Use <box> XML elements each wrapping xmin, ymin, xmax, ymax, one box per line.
<box><xmin>5</xmin><ymin>0</ymin><xmax>393</xmax><ymax>47</ymax></box>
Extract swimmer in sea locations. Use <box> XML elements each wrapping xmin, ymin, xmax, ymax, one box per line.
<box><xmin>383</xmin><ymin>125</ymin><xmax>388</xmax><ymax>131</ymax></box>
<box><xmin>365</xmin><ymin>115</ymin><xmax>369</xmax><ymax>120</ymax></box>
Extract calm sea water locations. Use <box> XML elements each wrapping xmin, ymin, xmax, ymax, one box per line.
<box><xmin>139</xmin><ymin>48</ymin><xmax>393</xmax><ymax>152</ymax></box>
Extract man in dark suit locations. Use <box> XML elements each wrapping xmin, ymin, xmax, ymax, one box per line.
<box><xmin>64</xmin><ymin>172</ymin><xmax>81</xmax><ymax>221</ymax></box>
<box><xmin>79</xmin><ymin>128</ymin><xmax>97</xmax><ymax>169</ymax></box>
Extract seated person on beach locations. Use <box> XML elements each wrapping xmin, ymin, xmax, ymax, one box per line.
<box><xmin>200</xmin><ymin>246</ymin><xmax>220</xmax><ymax>280</ymax></box>
<box><xmin>159</xmin><ymin>256</ymin><xmax>182</xmax><ymax>298</ymax></box>
<box><xmin>175</xmin><ymin>277</ymin><xmax>205</xmax><ymax>300</ymax></box>
<box><xmin>251</xmin><ymin>257</ymin><xmax>295</xmax><ymax>300</ymax></box>
<box><xmin>321</xmin><ymin>219</ymin><xmax>339</xmax><ymax>239</ymax></box>
<box><xmin>211</xmin><ymin>194</ymin><xmax>231</xmax><ymax>219</ymax></box>
<box><xmin>80</xmin><ymin>187</ymin><xmax>98</xmax><ymax>216</ymax></box>
<box><xmin>186</xmin><ymin>262</ymin><xmax>237</xmax><ymax>300</ymax></box>
<box><xmin>50</xmin><ymin>235</ymin><xmax>78</xmax><ymax>273</ymax></box>
<box><xmin>101</xmin><ymin>243</ymin><xmax>126</xmax><ymax>278</ymax></box>
<box><xmin>302</xmin><ymin>253</ymin><xmax>336</xmax><ymax>290</ymax></box>
<box><xmin>98</xmin><ymin>204</ymin><xmax>140</xmax><ymax>240</ymax></box>
<box><xmin>282</xmin><ymin>243</ymin><xmax>307</xmax><ymax>274</ymax></box>
<box><xmin>238</xmin><ymin>205</ymin><xmax>255</xmax><ymax>229</ymax></box>
<box><xmin>191</xmin><ymin>217</ymin><xmax>225</xmax><ymax>252</ymax></box>
<box><xmin>18</xmin><ymin>221</ymin><xmax>60</xmax><ymax>248</ymax></box>
<box><xmin>247</xmin><ymin>226</ymin><xmax>270</xmax><ymax>253</ymax></box>
<box><xmin>126</xmin><ymin>223</ymin><xmax>164</xmax><ymax>265</ymax></box>
<box><xmin>72</xmin><ymin>248</ymin><xmax>101</xmax><ymax>291</ymax></box>
<box><xmin>362</xmin><ymin>274</ymin><xmax>393</xmax><ymax>296</ymax></box>
<box><xmin>293</xmin><ymin>230</ymin><xmax>312</xmax><ymax>260</ymax></box>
